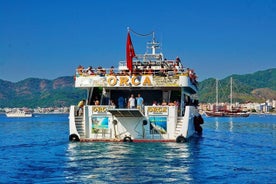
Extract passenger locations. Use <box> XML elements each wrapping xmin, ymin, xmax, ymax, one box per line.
<box><xmin>162</xmin><ymin>100</ymin><xmax>167</xmax><ymax>106</ymax></box>
<box><xmin>118</xmin><ymin>96</ymin><xmax>125</xmax><ymax>108</ymax></box>
<box><xmin>133</xmin><ymin>66</ymin><xmax>142</xmax><ymax>76</ymax></box>
<box><xmin>136</xmin><ymin>94</ymin><xmax>144</xmax><ymax>111</ymax></box>
<box><xmin>173</xmin><ymin>65</ymin><xmax>178</xmax><ymax>75</ymax></box>
<box><xmin>97</xmin><ymin>66</ymin><xmax>106</xmax><ymax>76</ymax></box>
<box><xmin>109</xmin><ymin>66</ymin><xmax>115</xmax><ymax>75</ymax></box>
<box><xmin>77</xmin><ymin>65</ymin><xmax>84</xmax><ymax>76</ymax></box>
<box><xmin>152</xmin><ymin>101</ymin><xmax>157</xmax><ymax>106</ymax></box>
<box><xmin>158</xmin><ymin>64</ymin><xmax>166</xmax><ymax>76</ymax></box>
<box><xmin>175</xmin><ymin>56</ymin><xmax>183</xmax><ymax>69</ymax></box>
<box><xmin>174</xmin><ymin>100</ymin><xmax>179</xmax><ymax>107</ymax></box>
<box><xmin>109</xmin><ymin>99</ymin><xmax>116</xmax><ymax>106</ymax></box>
<box><xmin>128</xmin><ymin>94</ymin><xmax>136</xmax><ymax>109</ymax></box>
<box><xmin>122</xmin><ymin>70</ymin><xmax>128</xmax><ymax>76</ymax></box>
<box><xmin>95</xmin><ymin>100</ymin><xmax>100</xmax><ymax>105</ymax></box>
<box><xmin>168</xmin><ymin>101</ymin><xmax>175</xmax><ymax>106</ymax></box>
<box><xmin>86</xmin><ymin>66</ymin><xmax>94</xmax><ymax>75</ymax></box>
<box><xmin>146</xmin><ymin>65</ymin><xmax>154</xmax><ymax>75</ymax></box>
<box><xmin>76</xmin><ymin>99</ymin><xmax>85</xmax><ymax>116</ymax></box>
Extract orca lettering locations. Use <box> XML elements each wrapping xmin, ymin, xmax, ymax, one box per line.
<box><xmin>106</xmin><ymin>76</ymin><xmax>152</xmax><ymax>87</ymax></box>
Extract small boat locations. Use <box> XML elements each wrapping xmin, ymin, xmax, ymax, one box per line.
<box><xmin>204</xmin><ymin>110</ymin><xmax>250</xmax><ymax>117</ymax></box>
<box><xmin>6</xmin><ymin>110</ymin><xmax>33</xmax><ymax>118</ymax></box>
<box><xmin>68</xmin><ymin>29</ymin><xmax>204</xmax><ymax>142</ymax></box>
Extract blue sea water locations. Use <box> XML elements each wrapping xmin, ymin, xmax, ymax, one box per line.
<box><xmin>0</xmin><ymin>113</ymin><xmax>275</xmax><ymax>183</ymax></box>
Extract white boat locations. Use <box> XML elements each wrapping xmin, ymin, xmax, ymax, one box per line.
<box><xmin>6</xmin><ymin>110</ymin><xmax>33</xmax><ymax>118</ymax></box>
<box><xmin>69</xmin><ymin>29</ymin><xmax>204</xmax><ymax>142</ymax></box>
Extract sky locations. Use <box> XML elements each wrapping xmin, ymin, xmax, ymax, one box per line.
<box><xmin>1</xmin><ymin>0</ymin><xmax>276</xmax><ymax>82</ymax></box>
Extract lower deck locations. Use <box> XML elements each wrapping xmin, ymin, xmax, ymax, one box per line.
<box><xmin>69</xmin><ymin>105</ymin><xmax>203</xmax><ymax>143</ymax></box>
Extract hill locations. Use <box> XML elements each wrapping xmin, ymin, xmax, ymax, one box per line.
<box><xmin>198</xmin><ymin>68</ymin><xmax>276</xmax><ymax>103</ymax></box>
<box><xmin>0</xmin><ymin>68</ymin><xmax>275</xmax><ymax>108</ymax></box>
<box><xmin>0</xmin><ymin>77</ymin><xmax>86</xmax><ymax>108</ymax></box>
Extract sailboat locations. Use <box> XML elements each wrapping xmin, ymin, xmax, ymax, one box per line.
<box><xmin>204</xmin><ymin>77</ymin><xmax>250</xmax><ymax>117</ymax></box>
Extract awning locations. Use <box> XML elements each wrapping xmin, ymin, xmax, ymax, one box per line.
<box><xmin>108</xmin><ymin>109</ymin><xmax>144</xmax><ymax>117</ymax></box>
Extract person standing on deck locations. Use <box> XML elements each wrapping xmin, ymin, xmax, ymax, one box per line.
<box><xmin>136</xmin><ymin>93</ymin><xmax>144</xmax><ymax>112</ymax></box>
<box><xmin>76</xmin><ymin>99</ymin><xmax>85</xmax><ymax>116</ymax></box>
<box><xmin>128</xmin><ymin>94</ymin><xmax>136</xmax><ymax>109</ymax></box>
<box><xmin>118</xmin><ymin>96</ymin><xmax>125</xmax><ymax>108</ymax></box>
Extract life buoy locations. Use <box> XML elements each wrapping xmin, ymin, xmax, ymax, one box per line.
<box><xmin>143</xmin><ymin>120</ymin><xmax>148</xmax><ymax>125</ymax></box>
<box><xmin>123</xmin><ymin>136</ymin><xmax>133</xmax><ymax>142</ymax></box>
<box><xmin>176</xmin><ymin>135</ymin><xmax>187</xmax><ymax>143</ymax></box>
<box><xmin>112</xmin><ymin>120</ymin><xmax>118</xmax><ymax>125</ymax></box>
<box><xmin>69</xmin><ymin>134</ymin><xmax>80</xmax><ymax>142</ymax></box>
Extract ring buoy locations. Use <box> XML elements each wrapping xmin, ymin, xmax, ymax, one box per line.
<box><xmin>143</xmin><ymin>120</ymin><xmax>148</xmax><ymax>125</ymax></box>
<box><xmin>112</xmin><ymin>120</ymin><xmax>118</xmax><ymax>125</ymax></box>
<box><xmin>69</xmin><ymin>134</ymin><xmax>80</xmax><ymax>142</ymax></box>
<box><xmin>176</xmin><ymin>135</ymin><xmax>187</xmax><ymax>143</ymax></box>
<box><xmin>123</xmin><ymin>136</ymin><xmax>133</xmax><ymax>142</ymax></box>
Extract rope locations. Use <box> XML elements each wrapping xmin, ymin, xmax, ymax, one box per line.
<box><xmin>128</xmin><ymin>27</ymin><xmax>153</xmax><ymax>37</ymax></box>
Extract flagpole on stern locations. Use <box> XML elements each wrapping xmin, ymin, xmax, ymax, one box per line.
<box><xmin>126</xmin><ymin>28</ymin><xmax>136</xmax><ymax>74</ymax></box>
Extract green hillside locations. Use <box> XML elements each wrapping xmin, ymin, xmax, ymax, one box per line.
<box><xmin>198</xmin><ymin>68</ymin><xmax>276</xmax><ymax>103</ymax></box>
<box><xmin>0</xmin><ymin>77</ymin><xmax>86</xmax><ymax>108</ymax></box>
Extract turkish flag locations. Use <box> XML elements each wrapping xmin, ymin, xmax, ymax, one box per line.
<box><xmin>126</xmin><ymin>32</ymin><xmax>135</xmax><ymax>72</ymax></box>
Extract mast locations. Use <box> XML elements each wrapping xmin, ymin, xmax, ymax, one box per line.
<box><xmin>147</xmin><ymin>32</ymin><xmax>159</xmax><ymax>55</ymax></box>
<box><xmin>215</xmin><ymin>79</ymin><xmax>218</xmax><ymax>112</ymax></box>
<box><xmin>230</xmin><ymin>77</ymin><xmax>233</xmax><ymax>111</ymax></box>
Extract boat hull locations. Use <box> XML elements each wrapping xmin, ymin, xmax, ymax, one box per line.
<box><xmin>6</xmin><ymin>113</ymin><xmax>33</xmax><ymax>118</ymax></box>
<box><xmin>69</xmin><ymin>105</ymin><xmax>201</xmax><ymax>143</ymax></box>
<box><xmin>205</xmin><ymin>111</ymin><xmax>250</xmax><ymax>117</ymax></box>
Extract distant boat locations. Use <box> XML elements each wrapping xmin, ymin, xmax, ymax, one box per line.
<box><xmin>5</xmin><ymin>110</ymin><xmax>33</xmax><ymax>118</ymax></box>
<box><xmin>204</xmin><ymin>110</ymin><xmax>250</xmax><ymax>117</ymax></box>
<box><xmin>204</xmin><ymin>77</ymin><xmax>250</xmax><ymax>117</ymax></box>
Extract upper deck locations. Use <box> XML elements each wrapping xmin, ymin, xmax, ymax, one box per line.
<box><xmin>74</xmin><ymin>30</ymin><xmax>199</xmax><ymax>94</ymax></box>
<box><xmin>75</xmin><ymin>66</ymin><xmax>198</xmax><ymax>95</ymax></box>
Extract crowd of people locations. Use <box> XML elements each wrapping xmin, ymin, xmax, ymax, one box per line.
<box><xmin>75</xmin><ymin>56</ymin><xmax>198</xmax><ymax>84</ymax></box>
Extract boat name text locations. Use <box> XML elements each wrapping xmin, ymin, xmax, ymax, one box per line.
<box><xmin>92</xmin><ymin>107</ymin><xmax>107</xmax><ymax>113</ymax></box>
<box><xmin>107</xmin><ymin>76</ymin><xmax>152</xmax><ymax>86</ymax></box>
<box><xmin>147</xmin><ymin>107</ymin><xmax>168</xmax><ymax>115</ymax></box>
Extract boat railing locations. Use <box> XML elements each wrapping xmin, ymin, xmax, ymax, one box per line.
<box><xmin>76</xmin><ymin>64</ymin><xmax>191</xmax><ymax>77</ymax></box>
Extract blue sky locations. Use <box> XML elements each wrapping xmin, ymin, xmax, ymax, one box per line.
<box><xmin>1</xmin><ymin>0</ymin><xmax>276</xmax><ymax>82</ymax></box>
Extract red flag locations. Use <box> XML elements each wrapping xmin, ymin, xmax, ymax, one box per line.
<box><xmin>126</xmin><ymin>32</ymin><xmax>135</xmax><ymax>72</ymax></box>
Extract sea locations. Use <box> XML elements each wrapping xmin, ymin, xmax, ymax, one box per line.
<box><xmin>0</xmin><ymin>113</ymin><xmax>275</xmax><ymax>184</ymax></box>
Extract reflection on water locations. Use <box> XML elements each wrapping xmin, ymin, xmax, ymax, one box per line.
<box><xmin>65</xmin><ymin>141</ymin><xmax>202</xmax><ymax>183</ymax></box>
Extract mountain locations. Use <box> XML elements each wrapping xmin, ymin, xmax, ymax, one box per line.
<box><xmin>0</xmin><ymin>68</ymin><xmax>275</xmax><ymax>108</ymax></box>
<box><xmin>198</xmin><ymin>68</ymin><xmax>276</xmax><ymax>103</ymax></box>
<box><xmin>0</xmin><ymin>76</ymin><xmax>86</xmax><ymax>108</ymax></box>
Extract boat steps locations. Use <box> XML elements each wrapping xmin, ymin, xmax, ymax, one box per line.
<box><xmin>75</xmin><ymin>116</ymin><xmax>85</xmax><ymax>137</ymax></box>
<box><xmin>175</xmin><ymin>118</ymin><xmax>184</xmax><ymax>136</ymax></box>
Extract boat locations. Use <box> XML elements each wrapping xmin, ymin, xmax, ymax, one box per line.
<box><xmin>204</xmin><ymin>77</ymin><xmax>250</xmax><ymax>117</ymax></box>
<box><xmin>5</xmin><ymin>110</ymin><xmax>33</xmax><ymax>118</ymax></box>
<box><xmin>68</xmin><ymin>29</ymin><xmax>204</xmax><ymax>142</ymax></box>
<box><xmin>204</xmin><ymin>110</ymin><xmax>250</xmax><ymax>117</ymax></box>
